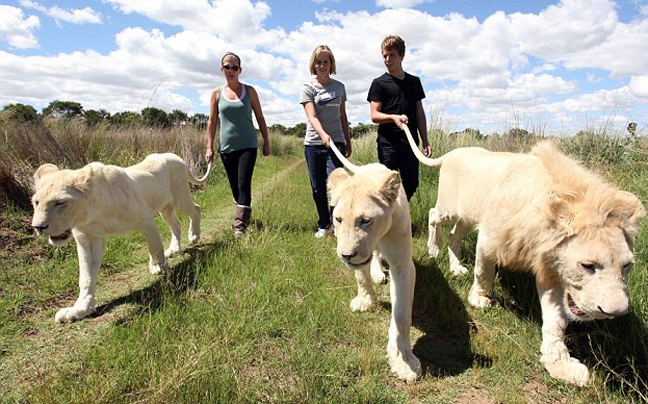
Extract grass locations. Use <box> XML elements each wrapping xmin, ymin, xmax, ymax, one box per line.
<box><xmin>1</xmin><ymin>121</ymin><xmax>648</xmax><ymax>403</ymax></box>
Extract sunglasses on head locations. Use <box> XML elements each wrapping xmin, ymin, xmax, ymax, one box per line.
<box><xmin>222</xmin><ymin>65</ymin><xmax>240</xmax><ymax>71</ymax></box>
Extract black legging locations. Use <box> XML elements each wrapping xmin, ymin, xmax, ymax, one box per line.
<box><xmin>220</xmin><ymin>148</ymin><xmax>258</xmax><ymax>207</ymax></box>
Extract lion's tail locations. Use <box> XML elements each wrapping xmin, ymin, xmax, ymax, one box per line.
<box><xmin>403</xmin><ymin>125</ymin><xmax>443</xmax><ymax>168</ymax></box>
<box><xmin>329</xmin><ymin>142</ymin><xmax>359</xmax><ymax>174</ymax></box>
<box><xmin>189</xmin><ymin>163</ymin><xmax>212</xmax><ymax>186</ymax></box>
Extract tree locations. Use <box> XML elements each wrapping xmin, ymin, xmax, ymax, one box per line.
<box><xmin>268</xmin><ymin>124</ymin><xmax>287</xmax><ymax>135</ymax></box>
<box><xmin>110</xmin><ymin>111</ymin><xmax>141</xmax><ymax>127</ymax></box>
<box><xmin>350</xmin><ymin>122</ymin><xmax>377</xmax><ymax>138</ymax></box>
<box><xmin>1</xmin><ymin>103</ymin><xmax>39</xmax><ymax>123</ymax></box>
<box><xmin>285</xmin><ymin>122</ymin><xmax>307</xmax><ymax>137</ymax></box>
<box><xmin>189</xmin><ymin>113</ymin><xmax>208</xmax><ymax>130</ymax></box>
<box><xmin>141</xmin><ymin>107</ymin><xmax>169</xmax><ymax>127</ymax></box>
<box><xmin>84</xmin><ymin>109</ymin><xmax>110</xmax><ymax>127</ymax></box>
<box><xmin>42</xmin><ymin>100</ymin><xmax>83</xmax><ymax>118</ymax></box>
<box><xmin>168</xmin><ymin>109</ymin><xmax>189</xmax><ymax>125</ymax></box>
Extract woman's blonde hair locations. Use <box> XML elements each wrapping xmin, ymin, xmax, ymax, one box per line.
<box><xmin>309</xmin><ymin>45</ymin><xmax>336</xmax><ymax>75</ymax></box>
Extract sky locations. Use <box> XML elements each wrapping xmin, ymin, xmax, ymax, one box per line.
<box><xmin>1</xmin><ymin>0</ymin><xmax>648</xmax><ymax>136</ymax></box>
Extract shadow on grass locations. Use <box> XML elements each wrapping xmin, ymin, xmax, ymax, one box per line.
<box><xmin>92</xmin><ymin>238</ymin><xmax>228</xmax><ymax>322</ymax></box>
<box><xmin>496</xmin><ymin>268</ymin><xmax>648</xmax><ymax>399</ymax></box>
<box><xmin>408</xmin><ymin>259</ymin><xmax>492</xmax><ymax>378</ymax></box>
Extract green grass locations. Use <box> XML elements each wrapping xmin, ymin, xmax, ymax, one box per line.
<box><xmin>2</xmin><ymin>131</ymin><xmax>648</xmax><ymax>403</ymax></box>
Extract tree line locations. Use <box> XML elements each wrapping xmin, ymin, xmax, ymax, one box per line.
<box><xmin>1</xmin><ymin>101</ymin><xmax>378</xmax><ymax>138</ymax></box>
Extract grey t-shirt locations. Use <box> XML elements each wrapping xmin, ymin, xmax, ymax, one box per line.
<box><xmin>299</xmin><ymin>78</ymin><xmax>347</xmax><ymax>146</ymax></box>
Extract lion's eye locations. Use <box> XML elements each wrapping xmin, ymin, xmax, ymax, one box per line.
<box><xmin>360</xmin><ymin>217</ymin><xmax>372</xmax><ymax>225</ymax></box>
<box><xmin>622</xmin><ymin>262</ymin><xmax>633</xmax><ymax>275</ymax></box>
<box><xmin>32</xmin><ymin>200</ymin><xmax>39</xmax><ymax>206</ymax></box>
<box><xmin>335</xmin><ymin>216</ymin><xmax>342</xmax><ymax>224</ymax></box>
<box><xmin>55</xmin><ymin>201</ymin><xmax>67</xmax><ymax>208</ymax></box>
<box><xmin>580</xmin><ymin>262</ymin><xmax>596</xmax><ymax>274</ymax></box>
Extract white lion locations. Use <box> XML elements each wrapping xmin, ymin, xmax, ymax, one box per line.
<box><xmin>404</xmin><ymin>127</ymin><xmax>645</xmax><ymax>386</ymax></box>
<box><xmin>31</xmin><ymin>153</ymin><xmax>211</xmax><ymax>323</ymax></box>
<box><xmin>328</xmin><ymin>143</ymin><xmax>421</xmax><ymax>382</ymax></box>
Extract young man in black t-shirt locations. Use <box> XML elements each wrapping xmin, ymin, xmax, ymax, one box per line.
<box><xmin>367</xmin><ymin>35</ymin><xmax>431</xmax><ymax>201</ymax></box>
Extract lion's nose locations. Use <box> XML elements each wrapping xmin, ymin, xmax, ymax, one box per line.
<box><xmin>598</xmin><ymin>301</ymin><xmax>629</xmax><ymax>317</ymax></box>
<box><xmin>33</xmin><ymin>224</ymin><xmax>48</xmax><ymax>234</ymax></box>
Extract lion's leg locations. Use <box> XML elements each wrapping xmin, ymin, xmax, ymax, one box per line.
<box><xmin>350</xmin><ymin>264</ymin><xmax>376</xmax><ymax>312</ymax></box>
<box><xmin>537</xmin><ymin>282</ymin><xmax>589</xmax><ymax>386</ymax></box>
<box><xmin>468</xmin><ymin>234</ymin><xmax>495</xmax><ymax>308</ymax></box>
<box><xmin>174</xmin><ymin>194</ymin><xmax>201</xmax><ymax>245</ymax></box>
<box><xmin>159</xmin><ymin>206</ymin><xmax>182</xmax><ymax>257</ymax></box>
<box><xmin>427</xmin><ymin>207</ymin><xmax>442</xmax><ymax>258</ymax></box>
<box><xmin>370</xmin><ymin>250</ymin><xmax>387</xmax><ymax>284</ymax></box>
<box><xmin>382</xmin><ymin>251</ymin><xmax>421</xmax><ymax>382</ymax></box>
<box><xmin>55</xmin><ymin>234</ymin><xmax>104</xmax><ymax>322</ymax></box>
<box><xmin>139</xmin><ymin>219</ymin><xmax>168</xmax><ymax>274</ymax></box>
<box><xmin>447</xmin><ymin>221</ymin><xmax>470</xmax><ymax>275</ymax></box>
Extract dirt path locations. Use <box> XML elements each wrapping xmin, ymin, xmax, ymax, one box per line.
<box><xmin>0</xmin><ymin>157</ymin><xmax>304</xmax><ymax>398</ymax></box>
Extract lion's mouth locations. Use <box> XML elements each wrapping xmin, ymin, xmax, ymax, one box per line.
<box><xmin>49</xmin><ymin>229</ymin><xmax>72</xmax><ymax>242</ymax></box>
<box><xmin>566</xmin><ymin>293</ymin><xmax>586</xmax><ymax>318</ymax></box>
<box><xmin>344</xmin><ymin>255</ymin><xmax>373</xmax><ymax>268</ymax></box>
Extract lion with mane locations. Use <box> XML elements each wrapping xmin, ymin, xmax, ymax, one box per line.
<box><xmin>404</xmin><ymin>127</ymin><xmax>645</xmax><ymax>386</ymax></box>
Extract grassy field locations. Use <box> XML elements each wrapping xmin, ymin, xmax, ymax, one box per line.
<box><xmin>1</xmin><ymin>119</ymin><xmax>648</xmax><ymax>403</ymax></box>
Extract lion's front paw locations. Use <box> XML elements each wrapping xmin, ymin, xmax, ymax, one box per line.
<box><xmin>55</xmin><ymin>305</ymin><xmax>96</xmax><ymax>323</ymax></box>
<box><xmin>350</xmin><ymin>295</ymin><xmax>374</xmax><ymax>312</ymax></box>
<box><xmin>149</xmin><ymin>262</ymin><xmax>168</xmax><ymax>275</ymax></box>
<box><xmin>188</xmin><ymin>232</ymin><xmax>200</xmax><ymax>245</ymax></box>
<box><xmin>428</xmin><ymin>243</ymin><xmax>440</xmax><ymax>258</ymax></box>
<box><xmin>371</xmin><ymin>271</ymin><xmax>386</xmax><ymax>284</ymax></box>
<box><xmin>542</xmin><ymin>356</ymin><xmax>590</xmax><ymax>387</ymax></box>
<box><xmin>164</xmin><ymin>247</ymin><xmax>179</xmax><ymax>258</ymax></box>
<box><xmin>387</xmin><ymin>351</ymin><xmax>422</xmax><ymax>382</ymax></box>
<box><xmin>468</xmin><ymin>286</ymin><xmax>492</xmax><ymax>308</ymax></box>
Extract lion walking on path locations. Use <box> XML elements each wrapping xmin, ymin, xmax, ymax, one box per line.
<box><xmin>31</xmin><ymin>153</ymin><xmax>211</xmax><ymax>323</ymax></box>
<box><xmin>404</xmin><ymin>126</ymin><xmax>645</xmax><ymax>386</ymax></box>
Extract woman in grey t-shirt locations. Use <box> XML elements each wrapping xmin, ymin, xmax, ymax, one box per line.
<box><xmin>300</xmin><ymin>45</ymin><xmax>352</xmax><ymax>238</ymax></box>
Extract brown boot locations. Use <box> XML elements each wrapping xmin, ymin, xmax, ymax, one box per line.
<box><xmin>233</xmin><ymin>205</ymin><xmax>252</xmax><ymax>239</ymax></box>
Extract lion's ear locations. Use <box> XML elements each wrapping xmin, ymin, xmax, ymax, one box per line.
<box><xmin>380</xmin><ymin>171</ymin><xmax>402</xmax><ymax>204</ymax></box>
<box><xmin>606</xmin><ymin>190</ymin><xmax>646</xmax><ymax>239</ymax></box>
<box><xmin>33</xmin><ymin>164</ymin><xmax>60</xmax><ymax>188</ymax></box>
<box><xmin>328</xmin><ymin>168</ymin><xmax>350</xmax><ymax>207</ymax></box>
<box><xmin>34</xmin><ymin>163</ymin><xmax>59</xmax><ymax>180</ymax></box>
<box><xmin>546</xmin><ymin>191</ymin><xmax>576</xmax><ymax>237</ymax></box>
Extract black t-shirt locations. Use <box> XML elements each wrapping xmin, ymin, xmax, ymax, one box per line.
<box><xmin>367</xmin><ymin>72</ymin><xmax>425</xmax><ymax>141</ymax></box>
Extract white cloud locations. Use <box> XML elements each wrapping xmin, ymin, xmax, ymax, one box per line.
<box><xmin>19</xmin><ymin>1</ymin><xmax>101</xmax><ymax>25</ymax></box>
<box><xmin>1</xmin><ymin>0</ymin><xmax>648</xmax><ymax>134</ymax></box>
<box><xmin>0</xmin><ymin>5</ymin><xmax>39</xmax><ymax>49</ymax></box>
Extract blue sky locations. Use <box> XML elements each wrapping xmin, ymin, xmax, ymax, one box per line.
<box><xmin>1</xmin><ymin>0</ymin><xmax>648</xmax><ymax>135</ymax></box>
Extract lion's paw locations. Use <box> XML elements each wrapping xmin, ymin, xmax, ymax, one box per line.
<box><xmin>468</xmin><ymin>287</ymin><xmax>492</xmax><ymax>308</ymax></box>
<box><xmin>149</xmin><ymin>262</ymin><xmax>168</xmax><ymax>275</ymax></box>
<box><xmin>428</xmin><ymin>244</ymin><xmax>440</xmax><ymax>258</ymax></box>
<box><xmin>164</xmin><ymin>247</ymin><xmax>179</xmax><ymax>258</ymax></box>
<box><xmin>55</xmin><ymin>305</ymin><xmax>96</xmax><ymax>323</ymax></box>
<box><xmin>542</xmin><ymin>356</ymin><xmax>590</xmax><ymax>387</ymax></box>
<box><xmin>449</xmin><ymin>264</ymin><xmax>468</xmax><ymax>276</ymax></box>
<box><xmin>188</xmin><ymin>231</ymin><xmax>200</xmax><ymax>245</ymax></box>
<box><xmin>350</xmin><ymin>295</ymin><xmax>374</xmax><ymax>312</ymax></box>
<box><xmin>371</xmin><ymin>271</ymin><xmax>386</xmax><ymax>284</ymax></box>
<box><xmin>387</xmin><ymin>352</ymin><xmax>422</xmax><ymax>382</ymax></box>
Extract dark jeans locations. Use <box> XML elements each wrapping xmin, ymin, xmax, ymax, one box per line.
<box><xmin>220</xmin><ymin>148</ymin><xmax>258</xmax><ymax>207</ymax></box>
<box><xmin>377</xmin><ymin>136</ymin><xmax>419</xmax><ymax>201</ymax></box>
<box><xmin>305</xmin><ymin>143</ymin><xmax>346</xmax><ymax>229</ymax></box>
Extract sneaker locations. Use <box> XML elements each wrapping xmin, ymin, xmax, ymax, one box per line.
<box><xmin>315</xmin><ymin>228</ymin><xmax>328</xmax><ymax>238</ymax></box>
